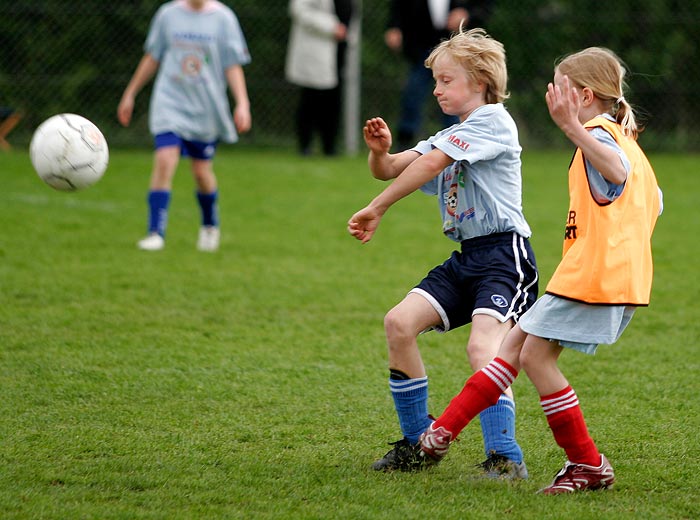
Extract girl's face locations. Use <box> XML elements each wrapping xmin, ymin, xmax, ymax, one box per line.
<box><xmin>431</xmin><ymin>53</ymin><xmax>485</xmax><ymax>121</ymax></box>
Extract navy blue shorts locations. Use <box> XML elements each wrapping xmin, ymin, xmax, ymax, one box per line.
<box><xmin>154</xmin><ymin>132</ymin><xmax>217</xmax><ymax>160</ymax></box>
<box><xmin>411</xmin><ymin>232</ymin><xmax>538</xmax><ymax>331</ymax></box>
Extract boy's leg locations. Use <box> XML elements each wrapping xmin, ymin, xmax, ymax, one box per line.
<box><xmin>420</xmin><ymin>326</ymin><xmax>527</xmax><ymax>457</ymax></box>
<box><xmin>372</xmin><ymin>293</ymin><xmax>441</xmax><ymax>471</ymax></box>
<box><xmin>467</xmin><ymin>315</ymin><xmax>526</xmax><ymax>476</ymax></box>
<box><xmin>478</xmin><ymin>394</ymin><xmax>527</xmax><ymax>478</ymax></box>
<box><xmin>465</xmin><ymin>235</ymin><xmax>537</xmax><ymax>476</ymax></box>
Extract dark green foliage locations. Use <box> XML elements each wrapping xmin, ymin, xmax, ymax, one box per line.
<box><xmin>1</xmin><ymin>1</ymin><xmax>699</xmax><ymax>150</ymax></box>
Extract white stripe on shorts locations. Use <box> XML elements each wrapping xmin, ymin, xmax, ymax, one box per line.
<box><xmin>507</xmin><ymin>233</ymin><xmax>538</xmax><ymax>321</ymax></box>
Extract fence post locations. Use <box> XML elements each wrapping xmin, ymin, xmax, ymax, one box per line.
<box><xmin>343</xmin><ymin>0</ymin><xmax>362</xmax><ymax>156</ymax></box>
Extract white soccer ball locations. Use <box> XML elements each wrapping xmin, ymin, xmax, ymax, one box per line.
<box><xmin>29</xmin><ymin>113</ymin><xmax>109</xmax><ymax>191</ymax></box>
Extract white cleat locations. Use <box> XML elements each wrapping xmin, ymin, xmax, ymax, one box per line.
<box><xmin>137</xmin><ymin>233</ymin><xmax>165</xmax><ymax>251</ymax></box>
<box><xmin>197</xmin><ymin>226</ymin><xmax>220</xmax><ymax>252</ymax></box>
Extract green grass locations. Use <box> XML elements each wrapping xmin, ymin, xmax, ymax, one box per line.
<box><xmin>1</xmin><ymin>147</ymin><xmax>698</xmax><ymax>519</ymax></box>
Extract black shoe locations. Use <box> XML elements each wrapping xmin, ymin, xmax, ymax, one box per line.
<box><xmin>371</xmin><ymin>438</ymin><xmax>433</xmax><ymax>472</ymax></box>
<box><xmin>477</xmin><ymin>451</ymin><xmax>529</xmax><ymax>480</ymax></box>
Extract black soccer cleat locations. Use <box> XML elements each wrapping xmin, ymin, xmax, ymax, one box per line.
<box><xmin>477</xmin><ymin>450</ymin><xmax>529</xmax><ymax>480</ymax></box>
<box><xmin>371</xmin><ymin>438</ymin><xmax>437</xmax><ymax>472</ymax></box>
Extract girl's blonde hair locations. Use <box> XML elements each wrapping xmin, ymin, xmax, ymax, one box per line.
<box><xmin>425</xmin><ymin>28</ymin><xmax>509</xmax><ymax>104</ymax></box>
<box><xmin>556</xmin><ymin>47</ymin><xmax>640</xmax><ymax>138</ymax></box>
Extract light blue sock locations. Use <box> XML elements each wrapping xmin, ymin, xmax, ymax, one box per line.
<box><xmin>390</xmin><ymin>376</ymin><xmax>433</xmax><ymax>443</ymax></box>
<box><xmin>479</xmin><ymin>395</ymin><xmax>523</xmax><ymax>463</ymax></box>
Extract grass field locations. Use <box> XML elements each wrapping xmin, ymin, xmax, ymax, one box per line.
<box><xmin>1</xmin><ymin>147</ymin><xmax>698</xmax><ymax>519</ymax></box>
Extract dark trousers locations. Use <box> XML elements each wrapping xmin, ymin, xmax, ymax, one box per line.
<box><xmin>398</xmin><ymin>54</ymin><xmax>459</xmax><ymax>148</ymax></box>
<box><xmin>297</xmin><ymin>86</ymin><xmax>342</xmax><ymax>156</ymax></box>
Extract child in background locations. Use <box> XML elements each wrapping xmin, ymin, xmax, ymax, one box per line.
<box><xmin>419</xmin><ymin>47</ymin><xmax>663</xmax><ymax>495</ymax></box>
<box><xmin>118</xmin><ymin>0</ymin><xmax>251</xmax><ymax>252</ymax></box>
<box><xmin>348</xmin><ymin>28</ymin><xmax>538</xmax><ymax>477</ymax></box>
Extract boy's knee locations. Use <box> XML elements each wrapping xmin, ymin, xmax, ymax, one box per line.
<box><xmin>383</xmin><ymin>308</ymin><xmax>414</xmax><ymax>342</ymax></box>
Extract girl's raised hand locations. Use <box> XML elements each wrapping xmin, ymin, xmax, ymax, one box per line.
<box><xmin>545</xmin><ymin>74</ymin><xmax>581</xmax><ymax>132</ymax></box>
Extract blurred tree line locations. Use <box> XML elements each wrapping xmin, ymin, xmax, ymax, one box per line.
<box><xmin>1</xmin><ymin>0</ymin><xmax>698</xmax><ymax>151</ymax></box>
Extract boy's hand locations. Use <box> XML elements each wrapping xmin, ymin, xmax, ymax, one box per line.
<box><xmin>363</xmin><ymin>117</ymin><xmax>392</xmax><ymax>154</ymax></box>
<box><xmin>348</xmin><ymin>205</ymin><xmax>382</xmax><ymax>244</ymax></box>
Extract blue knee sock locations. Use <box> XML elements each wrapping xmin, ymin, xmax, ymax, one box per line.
<box><xmin>197</xmin><ymin>191</ymin><xmax>218</xmax><ymax>227</ymax></box>
<box><xmin>479</xmin><ymin>395</ymin><xmax>523</xmax><ymax>463</ymax></box>
<box><xmin>390</xmin><ymin>376</ymin><xmax>433</xmax><ymax>443</ymax></box>
<box><xmin>148</xmin><ymin>190</ymin><xmax>170</xmax><ymax>236</ymax></box>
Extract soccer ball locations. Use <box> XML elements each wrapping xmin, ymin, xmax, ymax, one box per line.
<box><xmin>30</xmin><ymin>113</ymin><xmax>109</xmax><ymax>191</ymax></box>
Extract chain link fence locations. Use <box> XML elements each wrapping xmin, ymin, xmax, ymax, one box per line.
<box><xmin>2</xmin><ymin>0</ymin><xmax>699</xmax><ymax>153</ymax></box>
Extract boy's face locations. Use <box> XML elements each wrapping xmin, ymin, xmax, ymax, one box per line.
<box><xmin>431</xmin><ymin>54</ymin><xmax>485</xmax><ymax>120</ymax></box>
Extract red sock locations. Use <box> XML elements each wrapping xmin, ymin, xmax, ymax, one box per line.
<box><xmin>541</xmin><ymin>386</ymin><xmax>600</xmax><ymax>466</ymax></box>
<box><xmin>433</xmin><ymin>357</ymin><xmax>517</xmax><ymax>438</ymax></box>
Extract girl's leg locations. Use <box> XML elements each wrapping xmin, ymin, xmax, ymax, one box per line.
<box><xmin>520</xmin><ymin>337</ymin><xmax>600</xmax><ymax>466</ymax></box>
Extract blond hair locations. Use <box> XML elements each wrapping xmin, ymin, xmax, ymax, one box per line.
<box><xmin>556</xmin><ymin>47</ymin><xmax>640</xmax><ymax>138</ymax></box>
<box><xmin>425</xmin><ymin>28</ymin><xmax>509</xmax><ymax>104</ymax></box>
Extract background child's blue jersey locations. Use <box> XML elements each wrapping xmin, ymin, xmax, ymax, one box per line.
<box><xmin>415</xmin><ymin>103</ymin><xmax>532</xmax><ymax>242</ymax></box>
<box><xmin>146</xmin><ymin>0</ymin><xmax>251</xmax><ymax>142</ymax></box>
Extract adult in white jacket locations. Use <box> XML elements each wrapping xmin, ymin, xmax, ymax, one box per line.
<box><xmin>285</xmin><ymin>0</ymin><xmax>354</xmax><ymax>156</ymax></box>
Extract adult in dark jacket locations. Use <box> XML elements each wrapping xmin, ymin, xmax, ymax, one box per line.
<box><xmin>385</xmin><ymin>0</ymin><xmax>493</xmax><ymax>149</ymax></box>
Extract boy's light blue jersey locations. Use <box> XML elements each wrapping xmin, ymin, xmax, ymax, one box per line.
<box><xmin>146</xmin><ymin>0</ymin><xmax>251</xmax><ymax>143</ymax></box>
<box><xmin>415</xmin><ymin>103</ymin><xmax>532</xmax><ymax>242</ymax></box>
